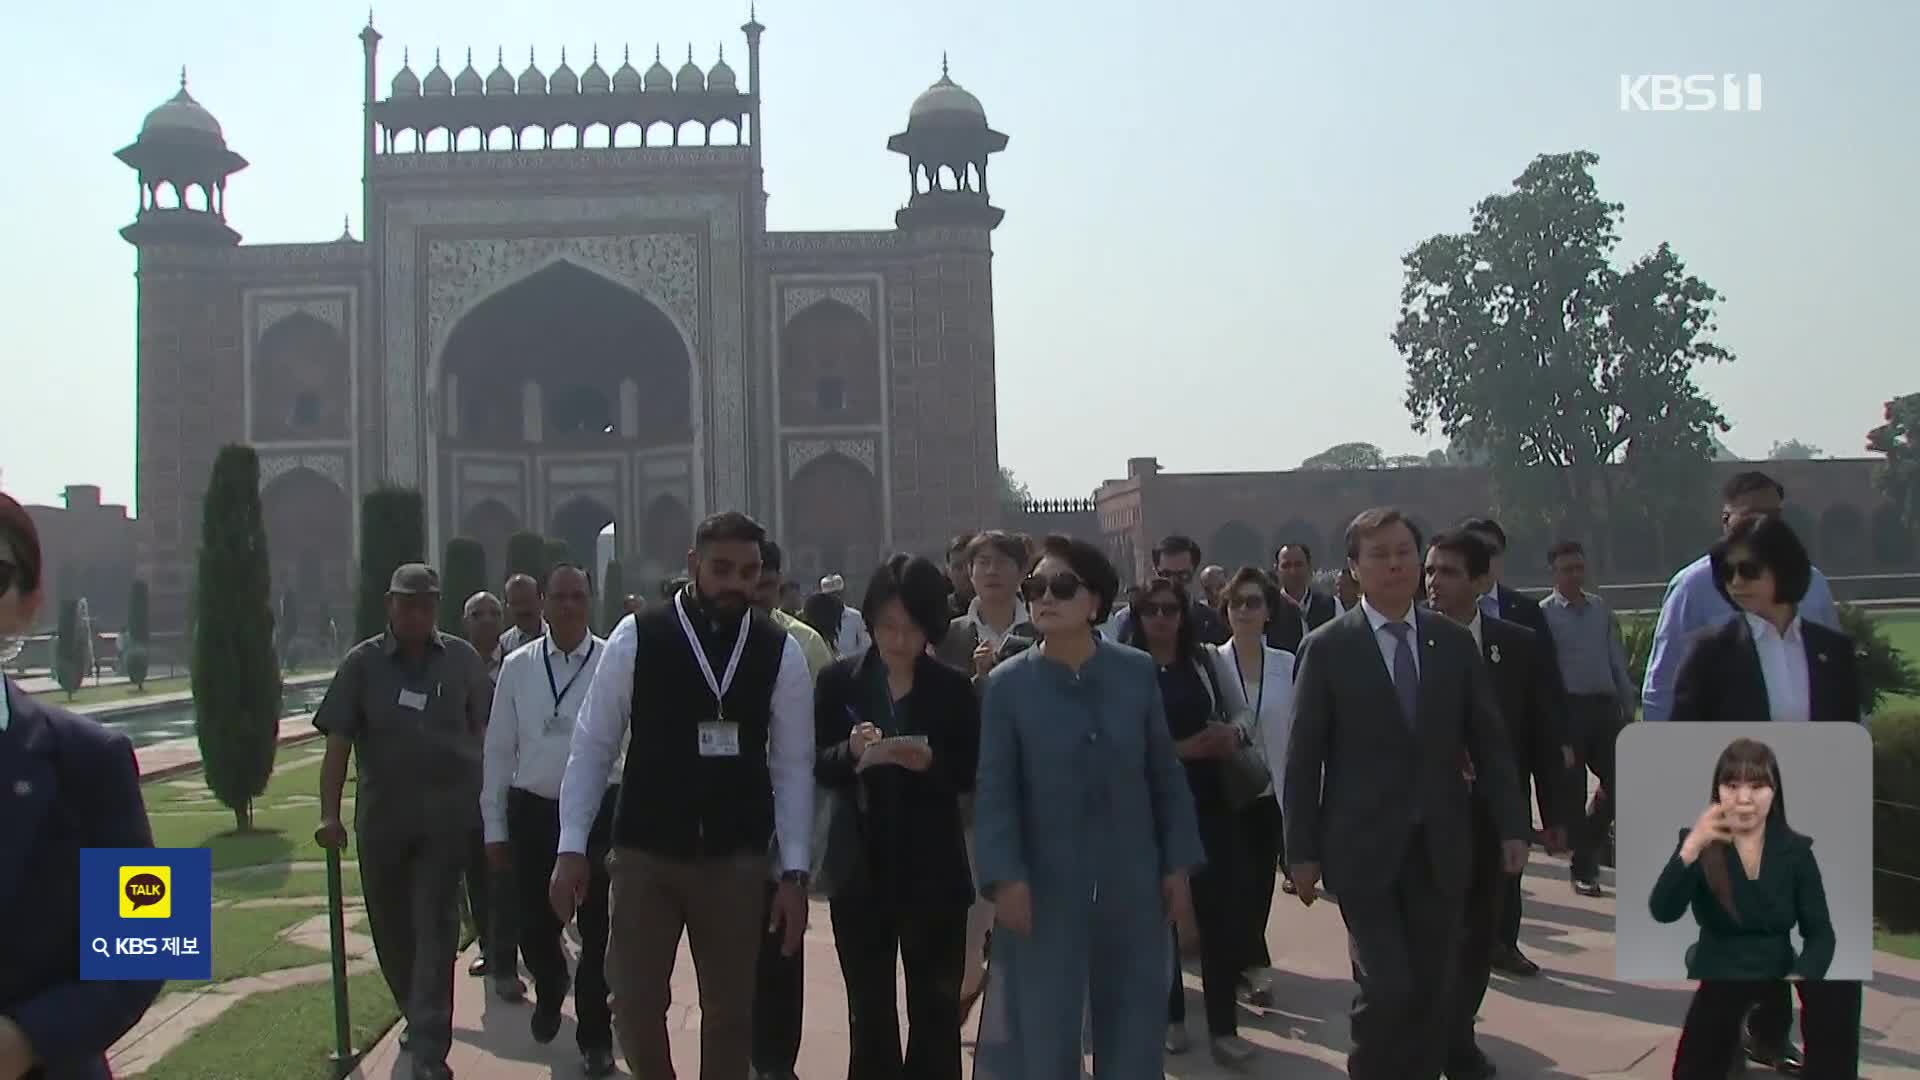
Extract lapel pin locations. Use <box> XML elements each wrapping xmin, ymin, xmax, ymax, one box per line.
<box><xmin>12</xmin><ymin>779</ymin><xmax>30</xmax><ymax>797</ymax></box>
<box><xmin>1489</xmin><ymin>645</ymin><xmax>1502</xmax><ymax>664</ymax></box>
<box><xmin>1817</xmin><ymin>652</ymin><xmax>1828</xmax><ymax>663</ymax></box>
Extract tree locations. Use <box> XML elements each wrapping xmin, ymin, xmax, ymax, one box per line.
<box><xmin>997</xmin><ymin>466</ymin><xmax>1031</xmax><ymax>508</ymax></box>
<box><xmin>1384</xmin><ymin>453</ymin><xmax>1429</xmax><ymax>468</ymax></box>
<box><xmin>1768</xmin><ymin>438</ymin><xmax>1822</xmax><ymax>461</ymax></box>
<box><xmin>1868</xmin><ymin>392</ymin><xmax>1920</xmax><ymax>537</ymax></box>
<box><xmin>505</xmin><ymin>531</ymin><xmax>547</xmax><ymax>584</ymax></box>
<box><xmin>1838</xmin><ymin>603</ymin><xmax>1920</xmax><ymax>714</ymax></box>
<box><xmin>1394</xmin><ymin>150</ymin><xmax>1732</xmax><ymax>555</ymax></box>
<box><xmin>356</xmin><ymin>489</ymin><xmax>427</xmax><ymax>643</ymax></box>
<box><xmin>124</xmin><ymin>579</ymin><xmax>150</xmax><ymax>690</ymax></box>
<box><xmin>600</xmin><ymin>559</ymin><xmax>626</xmax><ymax>633</ymax></box>
<box><xmin>1301</xmin><ymin>442</ymin><xmax>1385</xmax><ymax>470</ymax></box>
<box><xmin>191</xmin><ymin>445</ymin><xmax>283</xmax><ymax>831</ymax></box>
<box><xmin>542</xmin><ymin>538</ymin><xmax>573</xmax><ymax>578</ymax></box>
<box><xmin>53</xmin><ymin>594</ymin><xmax>87</xmax><ymax>700</ymax></box>
<box><xmin>439</xmin><ymin>537</ymin><xmax>488</xmax><ymax>633</ymax></box>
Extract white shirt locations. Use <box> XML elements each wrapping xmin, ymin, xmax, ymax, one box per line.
<box><xmin>1466</xmin><ymin>610</ymin><xmax>1484</xmax><ymax>651</ymax></box>
<box><xmin>500</xmin><ymin>621</ymin><xmax>550</xmax><ymax>656</ymax></box>
<box><xmin>1211</xmin><ymin>641</ymin><xmax>1296</xmax><ymax>799</ymax></box>
<box><xmin>836</xmin><ymin>606</ymin><xmax>871</xmax><ymax>658</ymax></box>
<box><xmin>1361</xmin><ymin>596</ymin><xmax>1421</xmax><ymax>681</ymax></box>
<box><xmin>966</xmin><ymin>595</ymin><xmax>1030</xmax><ymax>653</ymax></box>
<box><xmin>481</xmin><ymin>632</ymin><xmax>607</xmax><ymax>844</ymax></box>
<box><xmin>1745</xmin><ymin>612</ymin><xmax>1811</xmax><ymax>724</ymax></box>
<box><xmin>557</xmin><ymin>609</ymin><xmax>816</xmax><ymax>870</ymax></box>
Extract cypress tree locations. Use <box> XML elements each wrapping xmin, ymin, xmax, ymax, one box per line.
<box><xmin>124</xmin><ymin>579</ymin><xmax>150</xmax><ymax>690</ymax></box>
<box><xmin>542</xmin><ymin>538</ymin><xmax>572</xmax><ymax>579</ymax></box>
<box><xmin>505</xmin><ymin>531</ymin><xmax>546</xmax><ymax>584</ymax></box>
<box><xmin>600</xmin><ymin>559</ymin><xmax>626</xmax><ymax>633</ymax></box>
<box><xmin>355</xmin><ymin>489</ymin><xmax>427</xmax><ymax>643</ymax></box>
<box><xmin>191</xmin><ymin>446</ymin><xmax>283</xmax><ymax>832</ymax></box>
<box><xmin>54</xmin><ymin>595</ymin><xmax>86</xmax><ymax>700</ymax></box>
<box><xmin>439</xmin><ymin>537</ymin><xmax>488</xmax><ymax>633</ymax></box>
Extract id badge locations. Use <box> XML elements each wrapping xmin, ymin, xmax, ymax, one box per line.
<box><xmin>697</xmin><ymin>721</ymin><xmax>741</xmax><ymax>758</ymax></box>
<box><xmin>397</xmin><ymin>689</ymin><xmax>428</xmax><ymax>711</ymax></box>
<box><xmin>544</xmin><ymin>711</ymin><xmax>572</xmax><ymax>737</ymax></box>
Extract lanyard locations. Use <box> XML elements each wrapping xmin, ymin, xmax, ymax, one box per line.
<box><xmin>542</xmin><ymin>637</ymin><xmax>596</xmax><ymax>718</ymax></box>
<box><xmin>674</xmin><ymin>591</ymin><xmax>750</xmax><ymax>721</ymax></box>
<box><xmin>1232</xmin><ymin>646</ymin><xmax>1264</xmax><ymax>719</ymax></box>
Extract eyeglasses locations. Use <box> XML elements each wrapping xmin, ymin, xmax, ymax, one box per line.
<box><xmin>1228</xmin><ymin>593</ymin><xmax>1267</xmax><ymax>610</ymax></box>
<box><xmin>0</xmin><ymin>560</ymin><xmax>15</xmax><ymax>596</ymax></box>
<box><xmin>1724</xmin><ymin>559</ymin><xmax>1769</xmax><ymax>582</ymax></box>
<box><xmin>1139</xmin><ymin>601</ymin><xmax>1182</xmax><ymax>619</ymax></box>
<box><xmin>1158</xmin><ymin>569</ymin><xmax>1193</xmax><ymax>584</ymax></box>
<box><xmin>1020</xmin><ymin>573</ymin><xmax>1085</xmax><ymax>603</ymax></box>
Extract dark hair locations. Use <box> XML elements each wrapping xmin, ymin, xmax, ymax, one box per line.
<box><xmin>0</xmin><ymin>492</ymin><xmax>43</xmax><ymax>596</ymax></box>
<box><xmin>1547</xmin><ymin>539</ymin><xmax>1585</xmax><ymax>564</ymax></box>
<box><xmin>1223</xmin><ymin>566</ymin><xmax>1284</xmax><ymax>621</ymax></box>
<box><xmin>1427</xmin><ymin>528</ymin><xmax>1494</xmax><ymax>579</ymax></box>
<box><xmin>965</xmin><ymin>530</ymin><xmax>1027</xmax><ymax>568</ymax></box>
<box><xmin>1152</xmin><ymin>534</ymin><xmax>1202</xmax><ymax>567</ymax></box>
<box><xmin>946</xmin><ymin>532</ymin><xmax>978</xmax><ymax>560</ymax></box>
<box><xmin>1709</xmin><ymin>514</ymin><xmax>1813</xmax><ymax>608</ymax></box>
<box><xmin>694</xmin><ymin>511</ymin><xmax>767</xmax><ymax>550</ymax></box>
<box><xmin>1457</xmin><ymin>516</ymin><xmax>1507</xmax><ymax>552</ymax></box>
<box><xmin>1273</xmin><ymin>543</ymin><xmax>1313</xmax><ymax>564</ymax></box>
<box><xmin>1344</xmin><ymin>507</ymin><xmax>1423</xmax><ymax>560</ymax></box>
<box><xmin>504</xmin><ymin>572</ymin><xmax>541</xmax><ymax>596</ymax></box>
<box><xmin>801</xmin><ymin>591</ymin><xmax>845</xmax><ymax>643</ymax></box>
<box><xmin>1722</xmin><ymin>470</ymin><xmax>1785</xmax><ymax>504</ymax></box>
<box><xmin>862</xmin><ymin>554</ymin><xmax>952</xmax><ymax>647</ymax></box>
<box><xmin>758</xmin><ymin>539</ymin><xmax>784</xmax><ymax>573</ymax></box>
<box><xmin>1033</xmin><ymin>534</ymin><xmax>1121</xmax><ymax>624</ymax></box>
<box><xmin>1125</xmin><ymin>576</ymin><xmax>1200</xmax><ymax>665</ymax></box>
<box><xmin>544</xmin><ymin>561</ymin><xmax>592</xmax><ymax>592</ymax></box>
<box><xmin>1701</xmin><ymin>738</ymin><xmax>1793</xmax><ymax>922</ymax></box>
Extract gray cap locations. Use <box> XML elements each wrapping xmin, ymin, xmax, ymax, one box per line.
<box><xmin>388</xmin><ymin>563</ymin><xmax>441</xmax><ymax>595</ymax></box>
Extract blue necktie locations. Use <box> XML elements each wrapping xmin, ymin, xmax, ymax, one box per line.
<box><xmin>1479</xmin><ymin>592</ymin><xmax>1500</xmax><ymax>622</ymax></box>
<box><xmin>1383</xmin><ymin>621</ymin><xmax>1418</xmax><ymax>728</ymax></box>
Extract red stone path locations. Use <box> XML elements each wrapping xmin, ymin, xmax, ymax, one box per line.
<box><xmin>346</xmin><ymin>854</ymin><xmax>1920</xmax><ymax>1079</ymax></box>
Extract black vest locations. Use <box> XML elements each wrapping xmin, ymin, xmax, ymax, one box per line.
<box><xmin>613</xmin><ymin>595</ymin><xmax>790</xmax><ymax>859</ymax></box>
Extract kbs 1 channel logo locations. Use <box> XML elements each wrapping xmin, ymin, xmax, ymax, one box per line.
<box><xmin>80</xmin><ymin>848</ymin><xmax>213</xmax><ymax>981</ymax></box>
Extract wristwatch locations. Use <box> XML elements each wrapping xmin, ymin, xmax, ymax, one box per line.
<box><xmin>780</xmin><ymin>870</ymin><xmax>810</xmax><ymax>888</ymax></box>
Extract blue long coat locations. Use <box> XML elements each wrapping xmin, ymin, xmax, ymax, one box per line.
<box><xmin>970</xmin><ymin>639</ymin><xmax>1206</xmax><ymax>1079</ymax></box>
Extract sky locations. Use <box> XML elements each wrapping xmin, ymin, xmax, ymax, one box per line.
<box><xmin>3</xmin><ymin>0</ymin><xmax>1915</xmax><ymax>510</ymax></box>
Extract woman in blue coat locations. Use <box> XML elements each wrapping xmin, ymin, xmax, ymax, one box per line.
<box><xmin>970</xmin><ymin>535</ymin><xmax>1205</xmax><ymax>1079</ymax></box>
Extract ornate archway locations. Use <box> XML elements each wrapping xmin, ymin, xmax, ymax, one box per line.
<box><xmin>780</xmin><ymin>300</ymin><xmax>879</xmax><ymax>427</ymax></box>
<box><xmin>253</xmin><ymin>313</ymin><xmax>349</xmax><ymax>441</ymax></box>
<box><xmin>261</xmin><ymin>467</ymin><xmax>351</xmax><ymax>620</ymax></box>
<box><xmin>552</xmin><ymin>497</ymin><xmax>617</xmax><ymax>575</ymax></box>
<box><xmin>785</xmin><ymin>453</ymin><xmax>883</xmax><ymax>596</ymax></box>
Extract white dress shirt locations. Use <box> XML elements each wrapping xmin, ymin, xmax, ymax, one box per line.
<box><xmin>1466</xmin><ymin>610</ymin><xmax>1484</xmax><ymax>651</ymax></box>
<box><xmin>1360</xmin><ymin>596</ymin><xmax>1421</xmax><ymax>681</ymax></box>
<box><xmin>1746</xmin><ymin>612</ymin><xmax>1811</xmax><ymax>723</ymax></box>
<box><xmin>557</xmin><ymin>608</ymin><xmax>816</xmax><ymax>870</ymax></box>
<box><xmin>836</xmin><ymin>606</ymin><xmax>872</xmax><ymax>658</ymax></box>
<box><xmin>965</xmin><ymin>595</ymin><xmax>1031</xmax><ymax>653</ymax></box>
<box><xmin>481</xmin><ymin>631</ymin><xmax>607</xmax><ymax>844</ymax></box>
<box><xmin>1210</xmin><ymin>641</ymin><xmax>1296</xmax><ymax>800</ymax></box>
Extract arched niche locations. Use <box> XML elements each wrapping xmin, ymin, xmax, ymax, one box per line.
<box><xmin>252</xmin><ymin>312</ymin><xmax>349</xmax><ymax>441</ymax></box>
<box><xmin>551</xmin><ymin>497</ymin><xmax>617</xmax><ymax>575</ymax></box>
<box><xmin>1817</xmin><ymin>504</ymin><xmax>1866</xmax><ymax>569</ymax></box>
<box><xmin>785</xmin><ymin>453</ymin><xmax>882</xmax><ymax>591</ymax></box>
<box><xmin>261</xmin><ymin>468</ymin><xmax>351</xmax><ymax>615</ymax></box>
<box><xmin>1208</xmin><ymin>521</ymin><xmax>1266</xmax><ymax>574</ymax></box>
<box><xmin>780</xmin><ymin>300</ymin><xmax>879</xmax><ymax>427</ymax></box>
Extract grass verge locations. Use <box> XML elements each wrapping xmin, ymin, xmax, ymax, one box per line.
<box><xmin>139</xmin><ymin>970</ymin><xmax>397</xmax><ymax>1080</ymax></box>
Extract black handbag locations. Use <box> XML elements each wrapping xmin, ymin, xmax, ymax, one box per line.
<box><xmin>1199</xmin><ymin>654</ymin><xmax>1270</xmax><ymax>810</ymax></box>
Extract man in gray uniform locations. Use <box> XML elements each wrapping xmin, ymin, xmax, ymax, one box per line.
<box><xmin>313</xmin><ymin>563</ymin><xmax>492</xmax><ymax>1080</ymax></box>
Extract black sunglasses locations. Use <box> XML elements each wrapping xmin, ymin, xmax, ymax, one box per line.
<box><xmin>1723</xmin><ymin>559</ymin><xmax>1768</xmax><ymax>582</ymax></box>
<box><xmin>1228</xmin><ymin>592</ymin><xmax>1267</xmax><ymax>610</ymax></box>
<box><xmin>1021</xmin><ymin>573</ymin><xmax>1085</xmax><ymax>603</ymax></box>
<box><xmin>1139</xmin><ymin>601</ymin><xmax>1183</xmax><ymax>619</ymax></box>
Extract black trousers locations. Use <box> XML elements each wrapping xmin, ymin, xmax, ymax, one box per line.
<box><xmin>829</xmin><ymin>892</ymin><xmax>968</xmax><ymax>1080</ymax></box>
<box><xmin>1567</xmin><ymin>693</ymin><xmax>1620</xmax><ymax>883</ymax></box>
<box><xmin>1169</xmin><ymin>807</ymin><xmax>1243</xmax><ymax>1038</ymax></box>
<box><xmin>464</xmin><ymin>822</ymin><xmax>518</xmax><ymax>977</ymax></box>
<box><xmin>752</xmin><ymin>879</ymin><xmax>805</xmax><ymax>1075</ymax></box>
<box><xmin>1338</xmin><ymin>825</ymin><xmax>1463</xmax><ymax>1080</ymax></box>
<box><xmin>1672</xmin><ymin>979</ymin><xmax>1861</xmax><ymax>1078</ymax></box>
<box><xmin>1450</xmin><ymin>799</ymin><xmax>1505</xmax><ymax>1066</ymax></box>
<box><xmin>1239</xmin><ymin>795</ymin><xmax>1282</xmax><ymax>971</ymax></box>
<box><xmin>507</xmin><ymin>786</ymin><xmax>616</xmax><ymax>1052</ymax></box>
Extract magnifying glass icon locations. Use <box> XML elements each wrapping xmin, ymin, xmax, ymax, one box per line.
<box><xmin>90</xmin><ymin>937</ymin><xmax>111</xmax><ymax>958</ymax></box>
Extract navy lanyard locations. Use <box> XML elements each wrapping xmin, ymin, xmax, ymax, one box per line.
<box><xmin>1232</xmin><ymin>646</ymin><xmax>1264</xmax><ymax>718</ymax></box>
<box><xmin>543</xmin><ymin>638</ymin><xmax>596</xmax><ymax>717</ymax></box>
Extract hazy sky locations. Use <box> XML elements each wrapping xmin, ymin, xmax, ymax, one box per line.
<box><xmin>4</xmin><ymin>0</ymin><xmax>1915</xmax><ymax>510</ymax></box>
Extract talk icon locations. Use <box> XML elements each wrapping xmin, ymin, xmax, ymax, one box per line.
<box><xmin>119</xmin><ymin>865</ymin><xmax>172</xmax><ymax>919</ymax></box>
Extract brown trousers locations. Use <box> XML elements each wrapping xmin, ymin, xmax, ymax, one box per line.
<box><xmin>605</xmin><ymin>848</ymin><xmax>768</xmax><ymax>1080</ymax></box>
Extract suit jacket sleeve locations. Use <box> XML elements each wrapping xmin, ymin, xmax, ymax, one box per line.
<box><xmin>1281</xmin><ymin>631</ymin><xmax>1333</xmax><ymax>867</ymax></box>
<box><xmin>971</xmin><ymin>669</ymin><xmax>1028</xmax><ymax>896</ymax></box>
<box><xmin>1668</xmin><ymin>630</ymin><xmax>1716</xmax><ymax>725</ymax></box>
<box><xmin>1142</xmin><ymin>666</ymin><xmax>1206</xmax><ymax>877</ymax></box>
<box><xmin>1465</xmin><ymin>639</ymin><xmax>1529</xmax><ymax>844</ymax></box>
<box><xmin>1523</xmin><ymin>634</ymin><xmax>1575</xmax><ymax>831</ymax></box>
<box><xmin>1791</xmin><ymin>840</ymin><xmax>1836</xmax><ymax>979</ymax></box>
<box><xmin>813</xmin><ymin>664</ymin><xmax>860</xmax><ymax>787</ymax></box>
<box><xmin>8</xmin><ymin>726</ymin><xmax>165</xmax><ymax>1066</ymax></box>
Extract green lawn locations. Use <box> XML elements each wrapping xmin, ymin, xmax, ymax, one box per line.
<box><xmin>48</xmin><ymin>667</ymin><xmax>329</xmax><ymax>708</ymax></box>
<box><xmin>1876</xmin><ymin>611</ymin><xmax>1920</xmax><ymax>714</ymax></box>
<box><xmin>1875</xmin><ymin>928</ymin><xmax>1920</xmax><ymax>962</ymax></box>
<box><xmin>140</xmin><ymin>971</ymin><xmax>394</xmax><ymax>1080</ymax></box>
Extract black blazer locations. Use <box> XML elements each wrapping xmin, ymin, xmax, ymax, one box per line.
<box><xmin>814</xmin><ymin>650</ymin><xmax>980</xmax><ymax>908</ymax></box>
<box><xmin>0</xmin><ymin>681</ymin><xmax>165</xmax><ymax>1080</ymax></box>
<box><xmin>1283</xmin><ymin>606</ymin><xmax>1529</xmax><ymax>899</ymax></box>
<box><xmin>1648</xmin><ymin>824</ymin><xmax>1834</xmax><ymax>980</ymax></box>
<box><xmin>1479</xmin><ymin>615</ymin><xmax>1576</xmax><ymax>831</ymax></box>
<box><xmin>1670</xmin><ymin>615</ymin><xmax>1862</xmax><ymax>725</ymax></box>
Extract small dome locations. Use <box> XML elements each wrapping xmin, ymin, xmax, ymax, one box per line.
<box><xmin>422</xmin><ymin>50</ymin><xmax>452</xmax><ymax>95</ymax></box>
<box><xmin>517</xmin><ymin>49</ymin><xmax>546</xmax><ymax>94</ymax></box>
<box><xmin>454</xmin><ymin>50</ymin><xmax>483</xmax><ymax>95</ymax></box>
<box><xmin>581</xmin><ymin>47</ymin><xmax>610</xmax><ymax>94</ymax></box>
<box><xmin>486</xmin><ymin>49</ymin><xmax>516</xmax><ymax>94</ymax></box>
<box><xmin>391</xmin><ymin>49</ymin><xmax>421</xmax><ymax>97</ymax></box>
<box><xmin>550</xmin><ymin>48</ymin><xmax>578</xmax><ymax>94</ymax></box>
<box><xmin>909</xmin><ymin>66</ymin><xmax>988</xmax><ymax>127</ymax></box>
<box><xmin>613</xmin><ymin>46</ymin><xmax>643</xmax><ymax>93</ymax></box>
<box><xmin>707</xmin><ymin>45</ymin><xmax>737</xmax><ymax>92</ymax></box>
<box><xmin>643</xmin><ymin>46</ymin><xmax>673</xmax><ymax>91</ymax></box>
<box><xmin>675</xmin><ymin>46</ymin><xmax>705</xmax><ymax>92</ymax></box>
<box><xmin>140</xmin><ymin>75</ymin><xmax>226</xmax><ymax>146</ymax></box>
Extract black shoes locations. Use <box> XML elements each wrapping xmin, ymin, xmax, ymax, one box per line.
<box><xmin>582</xmin><ymin>1047</ymin><xmax>617</xmax><ymax>1076</ymax></box>
<box><xmin>1489</xmin><ymin>945</ymin><xmax>1540</xmax><ymax>977</ymax></box>
<box><xmin>1743</xmin><ymin>1030</ymin><xmax>1805</xmax><ymax>1073</ymax></box>
<box><xmin>531</xmin><ymin>976</ymin><xmax>571</xmax><ymax>1044</ymax></box>
<box><xmin>1445</xmin><ymin>1047</ymin><xmax>1498</xmax><ymax>1080</ymax></box>
<box><xmin>1572</xmin><ymin>876</ymin><xmax>1604</xmax><ymax>898</ymax></box>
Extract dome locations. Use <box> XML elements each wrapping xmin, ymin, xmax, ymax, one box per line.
<box><xmin>139</xmin><ymin>76</ymin><xmax>226</xmax><ymax>146</ymax></box>
<box><xmin>550</xmin><ymin>48</ymin><xmax>578</xmax><ymax>94</ymax></box>
<box><xmin>391</xmin><ymin>50</ymin><xmax>421</xmax><ymax>97</ymax></box>
<box><xmin>454</xmin><ymin>50</ymin><xmax>483</xmax><ymax>95</ymax></box>
<box><xmin>486</xmin><ymin>49</ymin><xmax>516</xmax><ymax>94</ymax></box>
<box><xmin>675</xmin><ymin>47</ymin><xmax>705</xmax><ymax>92</ymax></box>
<box><xmin>423</xmin><ymin>51</ymin><xmax>452</xmax><ymax>95</ymax></box>
<box><xmin>707</xmin><ymin>45</ymin><xmax>737</xmax><ymax>92</ymax></box>
<box><xmin>643</xmin><ymin>47</ymin><xmax>673</xmax><ymax>91</ymax></box>
<box><xmin>613</xmin><ymin>46</ymin><xmax>643</xmax><ymax>93</ymax></box>
<box><xmin>581</xmin><ymin>47</ymin><xmax>610</xmax><ymax>94</ymax></box>
<box><xmin>517</xmin><ymin>49</ymin><xmax>546</xmax><ymax>94</ymax></box>
<box><xmin>908</xmin><ymin>59</ymin><xmax>988</xmax><ymax>127</ymax></box>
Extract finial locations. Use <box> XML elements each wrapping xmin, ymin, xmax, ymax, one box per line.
<box><xmin>179</xmin><ymin>65</ymin><xmax>188</xmax><ymax>90</ymax></box>
<box><xmin>465</xmin><ymin>47</ymin><xmax>473</xmax><ymax>66</ymax></box>
<box><xmin>750</xmin><ymin>1</ymin><xmax>757</xmax><ymax>18</ymax></box>
<box><xmin>402</xmin><ymin>47</ymin><xmax>410</xmax><ymax>66</ymax></box>
<box><xmin>941</xmin><ymin>51</ymin><xmax>949</xmax><ymax>79</ymax></box>
<box><xmin>528</xmin><ymin>46</ymin><xmax>535</xmax><ymax>66</ymax></box>
<box><xmin>718</xmin><ymin>43</ymin><xmax>725</xmax><ymax>61</ymax></box>
<box><xmin>560</xmin><ymin>46</ymin><xmax>568</xmax><ymax>64</ymax></box>
<box><xmin>497</xmin><ymin>46</ymin><xmax>504</xmax><ymax>65</ymax></box>
<box><xmin>366</xmin><ymin>8</ymin><xmax>374</xmax><ymax>28</ymax></box>
<box><xmin>687</xmin><ymin>44</ymin><xmax>694</xmax><ymax>63</ymax></box>
<box><xmin>654</xmin><ymin>45</ymin><xmax>661</xmax><ymax>62</ymax></box>
<box><xmin>434</xmin><ymin>48</ymin><xmax>442</xmax><ymax>66</ymax></box>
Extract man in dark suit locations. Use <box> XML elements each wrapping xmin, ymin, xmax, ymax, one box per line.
<box><xmin>1426</xmin><ymin>530</ymin><xmax>1577</xmax><ymax>1079</ymax></box>
<box><xmin>1275</xmin><ymin>543</ymin><xmax>1339</xmax><ymax>631</ymax></box>
<box><xmin>1284</xmin><ymin>507</ymin><xmax>1530</xmax><ymax>1080</ymax></box>
<box><xmin>0</xmin><ymin>494</ymin><xmax>164</xmax><ymax>1080</ymax></box>
<box><xmin>1111</xmin><ymin>534</ymin><xmax>1231</xmax><ymax>645</ymax></box>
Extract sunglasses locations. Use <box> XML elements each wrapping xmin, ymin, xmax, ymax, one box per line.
<box><xmin>1228</xmin><ymin>593</ymin><xmax>1266</xmax><ymax>610</ymax></box>
<box><xmin>1020</xmin><ymin>573</ymin><xmax>1085</xmax><ymax>603</ymax></box>
<box><xmin>1139</xmin><ymin>601</ymin><xmax>1183</xmax><ymax>619</ymax></box>
<box><xmin>1724</xmin><ymin>559</ymin><xmax>1769</xmax><ymax>582</ymax></box>
<box><xmin>0</xmin><ymin>559</ymin><xmax>14</xmax><ymax>596</ymax></box>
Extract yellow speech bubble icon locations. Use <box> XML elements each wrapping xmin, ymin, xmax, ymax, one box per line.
<box><xmin>119</xmin><ymin>865</ymin><xmax>172</xmax><ymax>919</ymax></box>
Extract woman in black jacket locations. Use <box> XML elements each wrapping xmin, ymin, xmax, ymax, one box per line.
<box><xmin>1651</xmin><ymin>738</ymin><xmax>1858</xmax><ymax>1078</ymax></box>
<box><xmin>814</xmin><ymin>554</ymin><xmax>980</xmax><ymax>1080</ymax></box>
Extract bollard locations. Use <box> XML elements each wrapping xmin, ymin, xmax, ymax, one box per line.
<box><xmin>325</xmin><ymin>845</ymin><xmax>358</xmax><ymax>1076</ymax></box>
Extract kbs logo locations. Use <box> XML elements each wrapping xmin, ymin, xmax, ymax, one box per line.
<box><xmin>118</xmin><ymin>865</ymin><xmax>172</xmax><ymax>919</ymax></box>
<box><xmin>1619</xmin><ymin>74</ymin><xmax>1762</xmax><ymax>112</ymax></box>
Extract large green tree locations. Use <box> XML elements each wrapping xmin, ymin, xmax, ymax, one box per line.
<box><xmin>1393</xmin><ymin>150</ymin><xmax>1732</xmax><ymax>555</ymax></box>
<box><xmin>1868</xmin><ymin>392</ymin><xmax>1920</xmax><ymax>536</ymax></box>
<box><xmin>1768</xmin><ymin>438</ymin><xmax>1822</xmax><ymax>460</ymax></box>
<box><xmin>439</xmin><ymin>537</ymin><xmax>488</xmax><ymax>633</ymax></box>
<box><xmin>1301</xmin><ymin>441</ymin><xmax>1386</xmax><ymax>470</ymax></box>
<box><xmin>355</xmin><ymin>489</ymin><xmax>427</xmax><ymax>642</ymax></box>
<box><xmin>123</xmin><ymin>579</ymin><xmax>150</xmax><ymax>690</ymax></box>
<box><xmin>505</xmin><ymin>531</ymin><xmax>546</xmax><ymax>584</ymax></box>
<box><xmin>191</xmin><ymin>446</ymin><xmax>283</xmax><ymax>831</ymax></box>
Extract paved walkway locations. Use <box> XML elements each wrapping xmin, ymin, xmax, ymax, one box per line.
<box><xmin>346</xmin><ymin>853</ymin><xmax>1920</xmax><ymax>1079</ymax></box>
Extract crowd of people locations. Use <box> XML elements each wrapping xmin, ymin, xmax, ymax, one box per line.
<box><xmin>0</xmin><ymin>466</ymin><xmax>1868</xmax><ymax>1080</ymax></box>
